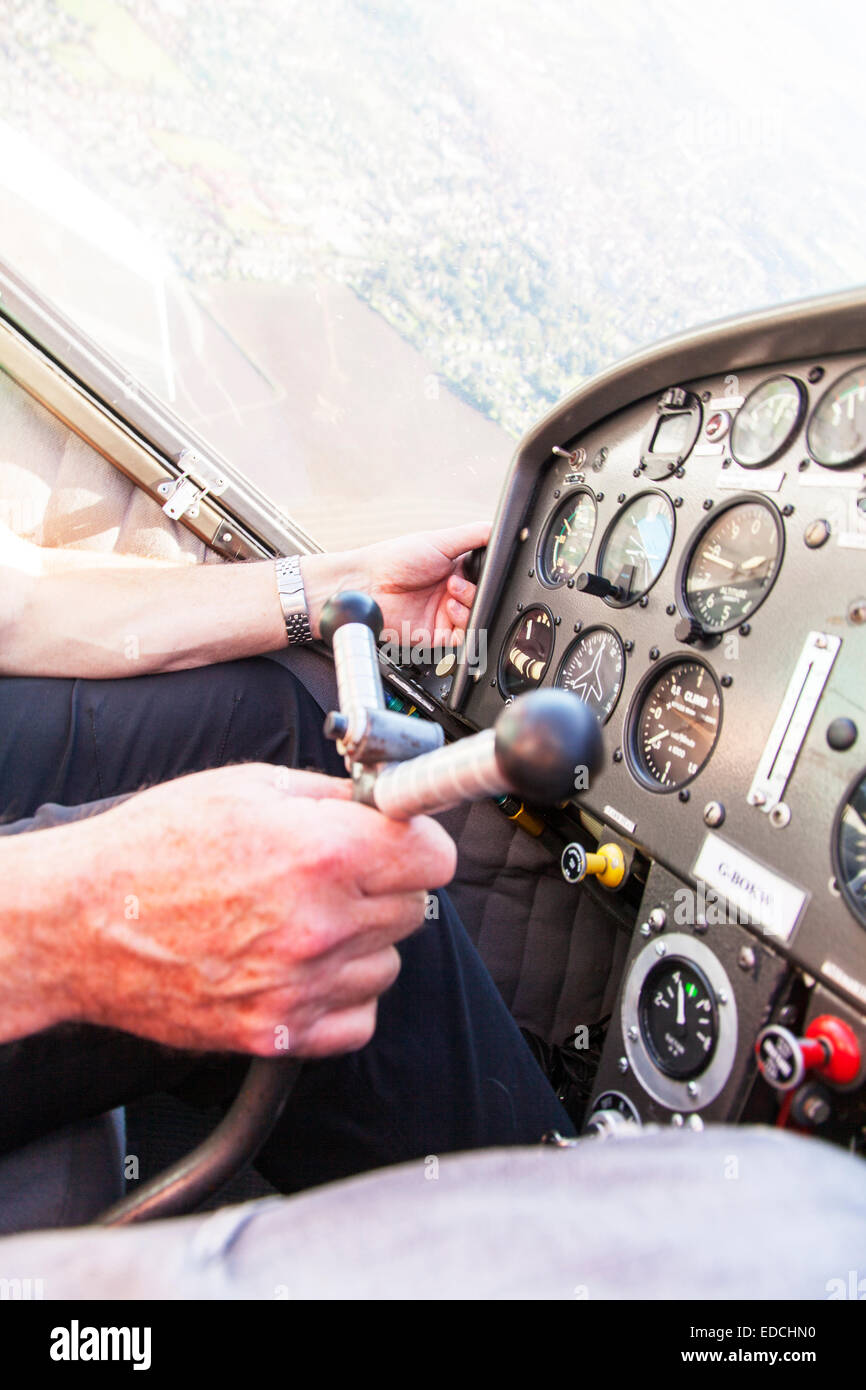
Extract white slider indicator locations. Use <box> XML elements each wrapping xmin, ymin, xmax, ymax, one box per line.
<box><xmin>747</xmin><ymin>631</ymin><xmax>841</xmax><ymax>812</ymax></box>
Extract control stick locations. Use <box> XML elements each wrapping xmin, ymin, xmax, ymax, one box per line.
<box><xmin>101</xmin><ymin>591</ymin><xmax>602</xmax><ymax>1225</ymax></box>
<box><xmin>319</xmin><ymin>591</ymin><xmax>603</xmax><ymax>814</ymax></box>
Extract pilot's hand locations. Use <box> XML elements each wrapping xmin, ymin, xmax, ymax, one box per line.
<box><xmin>302</xmin><ymin>522</ymin><xmax>491</xmax><ymax>650</ymax></box>
<box><xmin>67</xmin><ymin>764</ymin><xmax>457</xmax><ymax>1058</ymax></box>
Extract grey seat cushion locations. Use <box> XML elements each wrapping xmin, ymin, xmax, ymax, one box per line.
<box><xmin>0</xmin><ymin>1125</ymin><xmax>861</xmax><ymax>1299</ymax></box>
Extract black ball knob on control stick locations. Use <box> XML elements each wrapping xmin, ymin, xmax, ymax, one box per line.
<box><xmin>495</xmin><ymin>688</ymin><xmax>603</xmax><ymax>803</ymax></box>
<box><xmin>320</xmin><ymin>591</ymin><xmax>384</xmax><ymax>646</ymax></box>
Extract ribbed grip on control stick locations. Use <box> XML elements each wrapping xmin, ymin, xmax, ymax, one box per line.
<box><xmin>370</xmin><ymin>689</ymin><xmax>602</xmax><ymax>819</ymax></box>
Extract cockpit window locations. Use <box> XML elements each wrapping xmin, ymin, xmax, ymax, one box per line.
<box><xmin>2</xmin><ymin>0</ymin><xmax>865</xmax><ymax>546</ymax></box>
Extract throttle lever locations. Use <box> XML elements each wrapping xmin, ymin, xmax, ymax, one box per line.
<box><xmin>320</xmin><ymin>592</ymin><xmax>444</xmax><ymax>766</ymax></box>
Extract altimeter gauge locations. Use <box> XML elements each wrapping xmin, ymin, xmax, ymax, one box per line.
<box><xmin>680</xmin><ymin>496</ymin><xmax>784</xmax><ymax>633</ymax></box>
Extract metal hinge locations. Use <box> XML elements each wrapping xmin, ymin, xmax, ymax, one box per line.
<box><xmin>157</xmin><ymin>449</ymin><xmax>229</xmax><ymax>520</ymax></box>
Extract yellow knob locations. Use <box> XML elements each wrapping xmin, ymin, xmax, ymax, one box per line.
<box><xmin>588</xmin><ymin>842</ymin><xmax>626</xmax><ymax>889</ymax></box>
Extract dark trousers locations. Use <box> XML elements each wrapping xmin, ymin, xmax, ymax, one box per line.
<box><xmin>0</xmin><ymin>659</ymin><xmax>573</xmax><ymax>1192</ymax></box>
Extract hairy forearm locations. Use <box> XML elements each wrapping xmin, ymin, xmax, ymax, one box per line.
<box><xmin>0</xmin><ymin>551</ymin><xmax>358</xmax><ymax>678</ymax></box>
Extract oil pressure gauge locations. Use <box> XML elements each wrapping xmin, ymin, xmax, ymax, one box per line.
<box><xmin>639</xmin><ymin>958</ymin><xmax>718</xmax><ymax>1079</ymax></box>
<box><xmin>621</xmin><ymin>934</ymin><xmax>739</xmax><ymax>1112</ymax></box>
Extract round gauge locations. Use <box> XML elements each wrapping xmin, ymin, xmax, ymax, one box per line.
<box><xmin>555</xmin><ymin>626</ymin><xmax>625</xmax><ymax>724</ymax></box>
<box><xmin>681</xmin><ymin>496</ymin><xmax>785</xmax><ymax>633</ymax></box>
<box><xmin>498</xmin><ymin>606</ymin><xmax>555</xmax><ymax>698</ymax></box>
<box><xmin>538</xmin><ymin>490</ymin><xmax>597</xmax><ymax>586</ymax></box>
<box><xmin>597</xmin><ymin>491</ymin><xmax>676</xmax><ymax>605</ymax></box>
<box><xmin>589</xmin><ymin>1091</ymin><xmax>641</xmax><ymax>1126</ymax></box>
<box><xmin>833</xmin><ymin>771</ymin><xmax>866</xmax><ymax>928</ymax></box>
<box><xmin>730</xmin><ymin>375</ymin><xmax>806</xmax><ymax>467</ymax></box>
<box><xmin>807</xmin><ymin>365</ymin><xmax>866</xmax><ymax>467</ymax></box>
<box><xmin>639</xmin><ymin>958</ymin><xmax>719</xmax><ymax>1080</ymax></box>
<box><xmin>628</xmin><ymin>658</ymin><xmax>722</xmax><ymax>792</ymax></box>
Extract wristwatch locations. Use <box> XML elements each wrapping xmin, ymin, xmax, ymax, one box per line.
<box><xmin>274</xmin><ymin>555</ymin><xmax>313</xmax><ymax>645</ymax></box>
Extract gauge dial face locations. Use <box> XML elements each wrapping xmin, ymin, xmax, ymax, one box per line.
<box><xmin>639</xmin><ymin>958</ymin><xmax>719</xmax><ymax>1079</ymax></box>
<box><xmin>808</xmin><ymin>365</ymin><xmax>866</xmax><ymax>467</ymax></box>
<box><xmin>598</xmin><ymin>492</ymin><xmax>675</xmax><ymax>604</ymax></box>
<box><xmin>555</xmin><ymin>626</ymin><xmax>625</xmax><ymax>724</ymax></box>
<box><xmin>834</xmin><ymin>773</ymin><xmax>866</xmax><ymax>928</ymax></box>
<box><xmin>629</xmin><ymin>659</ymin><xmax>722</xmax><ymax>791</ymax></box>
<box><xmin>539</xmin><ymin>491</ymin><xmax>597</xmax><ymax>586</ymax></box>
<box><xmin>682</xmin><ymin>497</ymin><xmax>784</xmax><ymax>632</ymax></box>
<box><xmin>499</xmin><ymin>606</ymin><xmax>554</xmax><ymax>697</ymax></box>
<box><xmin>730</xmin><ymin>375</ymin><xmax>805</xmax><ymax>467</ymax></box>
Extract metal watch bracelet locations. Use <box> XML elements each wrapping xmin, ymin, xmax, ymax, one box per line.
<box><xmin>274</xmin><ymin>555</ymin><xmax>313</xmax><ymax>645</ymax></box>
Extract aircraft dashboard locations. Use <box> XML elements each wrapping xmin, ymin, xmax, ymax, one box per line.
<box><xmin>449</xmin><ymin>292</ymin><xmax>866</xmax><ymax>1143</ymax></box>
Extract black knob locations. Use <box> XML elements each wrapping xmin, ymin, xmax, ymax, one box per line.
<box><xmin>319</xmin><ymin>591</ymin><xmax>384</xmax><ymax>647</ymax></box>
<box><xmin>494</xmin><ymin>689</ymin><xmax>603</xmax><ymax>804</ymax></box>
<box><xmin>575</xmin><ymin>572</ymin><xmax>622</xmax><ymax>600</ymax></box>
<box><xmin>675</xmin><ymin>616</ymin><xmax>707</xmax><ymax>645</ymax></box>
<box><xmin>463</xmin><ymin>547</ymin><xmax>487</xmax><ymax>585</ymax></box>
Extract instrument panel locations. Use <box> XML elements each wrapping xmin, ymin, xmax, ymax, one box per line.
<box><xmin>453</xmin><ymin>305</ymin><xmax>866</xmax><ymax>1144</ymax></box>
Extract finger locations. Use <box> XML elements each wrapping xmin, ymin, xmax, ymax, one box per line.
<box><xmin>310</xmin><ymin>945</ymin><xmax>402</xmax><ymax>1011</ymax></box>
<box><xmin>296</xmin><ymin>1001</ymin><xmax>380</xmax><ymax>1057</ymax></box>
<box><xmin>322</xmin><ymin>890</ymin><xmax>430</xmax><ymax>960</ymax></box>
<box><xmin>447</xmin><ymin>572</ymin><xmax>476</xmax><ymax>605</ymax></box>
<box><xmin>445</xmin><ymin>596</ymin><xmax>471</xmax><ymax>629</ymax></box>
<box><xmin>270</xmin><ymin>769</ymin><xmax>354</xmax><ymax>801</ymax></box>
<box><xmin>353</xmin><ymin>813</ymin><xmax>457</xmax><ymax>896</ymax></box>
<box><xmin>429</xmin><ymin>521</ymin><xmax>491</xmax><ymax>561</ymax></box>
